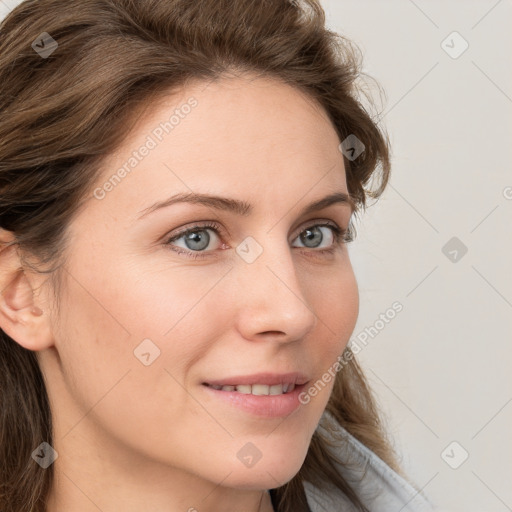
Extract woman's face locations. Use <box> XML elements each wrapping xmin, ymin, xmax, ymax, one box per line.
<box><xmin>40</xmin><ymin>74</ymin><xmax>359</xmax><ymax>496</ymax></box>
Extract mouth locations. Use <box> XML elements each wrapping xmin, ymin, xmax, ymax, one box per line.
<box><xmin>202</xmin><ymin>382</ymin><xmax>298</xmax><ymax>396</ymax></box>
<box><xmin>201</xmin><ymin>377</ymin><xmax>309</xmax><ymax>417</ymax></box>
<box><xmin>201</xmin><ymin>371</ymin><xmax>308</xmax><ymax>393</ymax></box>
<box><xmin>200</xmin><ymin>371</ymin><xmax>310</xmax><ymax>415</ymax></box>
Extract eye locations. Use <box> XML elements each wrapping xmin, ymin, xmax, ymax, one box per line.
<box><xmin>291</xmin><ymin>222</ymin><xmax>348</xmax><ymax>251</ymax></box>
<box><xmin>164</xmin><ymin>221</ymin><xmax>224</xmax><ymax>259</ymax></box>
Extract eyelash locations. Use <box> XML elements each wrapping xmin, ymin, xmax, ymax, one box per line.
<box><xmin>164</xmin><ymin>220</ymin><xmax>354</xmax><ymax>260</ymax></box>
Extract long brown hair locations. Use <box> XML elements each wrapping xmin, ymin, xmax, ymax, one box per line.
<box><xmin>0</xmin><ymin>1</ymin><xmax>401</xmax><ymax>510</ymax></box>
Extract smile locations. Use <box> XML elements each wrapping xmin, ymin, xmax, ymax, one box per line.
<box><xmin>203</xmin><ymin>383</ymin><xmax>296</xmax><ymax>395</ymax></box>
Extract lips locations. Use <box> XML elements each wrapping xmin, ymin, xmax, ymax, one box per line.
<box><xmin>201</xmin><ymin>377</ymin><xmax>308</xmax><ymax>417</ymax></box>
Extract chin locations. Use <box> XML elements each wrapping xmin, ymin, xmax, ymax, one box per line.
<box><xmin>222</xmin><ymin>450</ymin><xmax>307</xmax><ymax>490</ymax></box>
<box><xmin>225</xmin><ymin>466</ymin><xmax>300</xmax><ymax>491</ymax></box>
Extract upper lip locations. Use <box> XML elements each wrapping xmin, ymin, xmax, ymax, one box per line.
<box><xmin>203</xmin><ymin>372</ymin><xmax>309</xmax><ymax>387</ymax></box>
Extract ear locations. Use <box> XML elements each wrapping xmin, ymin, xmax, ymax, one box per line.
<box><xmin>0</xmin><ymin>229</ymin><xmax>54</xmax><ymax>351</ymax></box>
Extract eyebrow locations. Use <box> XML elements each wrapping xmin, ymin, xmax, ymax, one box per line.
<box><xmin>137</xmin><ymin>190</ymin><xmax>356</xmax><ymax>220</ymax></box>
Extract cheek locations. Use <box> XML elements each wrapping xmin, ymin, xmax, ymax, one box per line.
<box><xmin>53</xmin><ymin>259</ymin><xmax>232</xmax><ymax>415</ymax></box>
<box><xmin>51</xmin><ymin>267</ymin><xmax>220</xmax><ymax>465</ymax></box>
<box><xmin>50</xmin><ymin>273</ymin><xmax>136</xmax><ymax>419</ymax></box>
<box><xmin>116</xmin><ymin>259</ymin><xmax>232</xmax><ymax>338</ymax></box>
<box><xmin>304</xmin><ymin>265</ymin><xmax>359</xmax><ymax>405</ymax></box>
<box><xmin>314</xmin><ymin>260</ymin><xmax>359</xmax><ymax>345</ymax></box>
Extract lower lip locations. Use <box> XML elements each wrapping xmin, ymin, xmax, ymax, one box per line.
<box><xmin>201</xmin><ymin>383</ymin><xmax>307</xmax><ymax>418</ymax></box>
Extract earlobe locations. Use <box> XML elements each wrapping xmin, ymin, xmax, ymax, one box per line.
<box><xmin>0</xmin><ymin>230</ymin><xmax>54</xmax><ymax>351</ymax></box>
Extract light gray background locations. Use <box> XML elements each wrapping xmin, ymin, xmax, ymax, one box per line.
<box><xmin>2</xmin><ymin>1</ymin><xmax>511</xmax><ymax>511</ymax></box>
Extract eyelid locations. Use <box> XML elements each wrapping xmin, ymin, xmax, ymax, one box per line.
<box><xmin>292</xmin><ymin>218</ymin><xmax>340</xmax><ymax>239</ymax></box>
<box><xmin>165</xmin><ymin>220</ymin><xmax>225</xmax><ymax>240</ymax></box>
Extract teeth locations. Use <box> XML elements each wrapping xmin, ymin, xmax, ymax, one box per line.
<box><xmin>269</xmin><ymin>384</ymin><xmax>283</xmax><ymax>395</ymax></box>
<box><xmin>208</xmin><ymin>383</ymin><xmax>296</xmax><ymax>395</ymax></box>
<box><xmin>251</xmin><ymin>384</ymin><xmax>269</xmax><ymax>395</ymax></box>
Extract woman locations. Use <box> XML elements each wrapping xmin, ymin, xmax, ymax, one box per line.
<box><xmin>0</xmin><ymin>0</ymin><xmax>436</xmax><ymax>511</ymax></box>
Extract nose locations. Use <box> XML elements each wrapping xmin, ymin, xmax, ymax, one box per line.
<box><xmin>233</xmin><ymin>235</ymin><xmax>318</xmax><ymax>344</ymax></box>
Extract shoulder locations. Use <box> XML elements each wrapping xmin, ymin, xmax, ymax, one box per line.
<box><xmin>303</xmin><ymin>410</ymin><xmax>437</xmax><ymax>512</ymax></box>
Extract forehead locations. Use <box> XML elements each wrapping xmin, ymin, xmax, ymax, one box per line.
<box><xmin>108</xmin><ymin>73</ymin><xmax>341</xmax><ymax>163</ymax></box>
<box><xmin>87</xmin><ymin>74</ymin><xmax>348</xmax><ymax>220</ymax></box>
